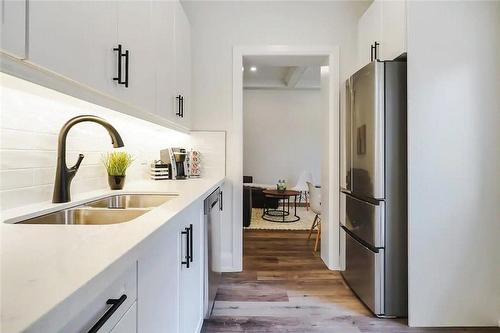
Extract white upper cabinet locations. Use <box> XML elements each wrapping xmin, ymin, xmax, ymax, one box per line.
<box><xmin>114</xmin><ymin>1</ymin><xmax>155</xmax><ymax>114</ymax></box>
<box><xmin>20</xmin><ymin>0</ymin><xmax>193</xmax><ymax>130</ymax></box>
<box><xmin>358</xmin><ymin>0</ymin><xmax>407</xmax><ymax>69</ymax></box>
<box><xmin>153</xmin><ymin>1</ymin><xmax>177</xmax><ymax>123</ymax></box>
<box><xmin>174</xmin><ymin>1</ymin><xmax>192</xmax><ymax>128</ymax></box>
<box><xmin>28</xmin><ymin>1</ymin><xmax>118</xmax><ymax>96</ymax></box>
<box><xmin>0</xmin><ymin>0</ymin><xmax>27</xmax><ymax>59</ymax></box>
<box><xmin>357</xmin><ymin>0</ymin><xmax>382</xmax><ymax>69</ymax></box>
<box><xmin>380</xmin><ymin>0</ymin><xmax>407</xmax><ymax>61</ymax></box>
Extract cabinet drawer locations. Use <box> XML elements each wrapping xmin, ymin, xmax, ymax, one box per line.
<box><xmin>59</xmin><ymin>263</ymin><xmax>137</xmax><ymax>333</ymax></box>
<box><xmin>341</xmin><ymin>228</ymin><xmax>384</xmax><ymax>315</ymax></box>
<box><xmin>342</xmin><ymin>193</ymin><xmax>385</xmax><ymax>248</ymax></box>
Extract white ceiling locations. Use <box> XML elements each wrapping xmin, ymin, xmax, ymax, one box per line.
<box><xmin>243</xmin><ymin>55</ymin><xmax>326</xmax><ymax>90</ymax></box>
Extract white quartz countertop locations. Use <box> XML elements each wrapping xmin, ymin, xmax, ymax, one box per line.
<box><xmin>0</xmin><ymin>177</ymin><xmax>224</xmax><ymax>333</ymax></box>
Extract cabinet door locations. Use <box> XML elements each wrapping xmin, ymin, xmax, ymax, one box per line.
<box><xmin>138</xmin><ymin>220</ymin><xmax>180</xmax><ymax>333</ymax></box>
<box><xmin>110</xmin><ymin>302</ymin><xmax>137</xmax><ymax>333</ymax></box>
<box><xmin>179</xmin><ymin>202</ymin><xmax>204</xmax><ymax>333</ymax></box>
<box><xmin>357</xmin><ymin>0</ymin><xmax>382</xmax><ymax>69</ymax></box>
<box><xmin>380</xmin><ymin>0</ymin><xmax>407</xmax><ymax>60</ymax></box>
<box><xmin>28</xmin><ymin>1</ymin><xmax>118</xmax><ymax>96</ymax></box>
<box><xmin>174</xmin><ymin>2</ymin><xmax>192</xmax><ymax>128</ymax></box>
<box><xmin>115</xmin><ymin>1</ymin><xmax>155</xmax><ymax>114</ymax></box>
<box><xmin>0</xmin><ymin>0</ymin><xmax>27</xmax><ymax>58</ymax></box>
<box><xmin>153</xmin><ymin>1</ymin><xmax>177</xmax><ymax>122</ymax></box>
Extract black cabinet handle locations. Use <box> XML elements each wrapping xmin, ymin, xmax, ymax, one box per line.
<box><xmin>113</xmin><ymin>45</ymin><xmax>129</xmax><ymax>88</ymax></box>
<box><xmin>176</xmin><ymin>95</ymin><xmax>184</xmax><ymax>118</ymax></box>
<box><xmin>219</xmin><ymin>190</ymin><xmax>223</xmax><ymax>211</ymax></box>
<box><xmin>181</xmin><ymin>227</ymin><xmax>190</xmax><ymax>268</ymax></box>
<box><xmin>124</xmin><ymin>49</ymin><xmax>129</xmax><ymax>88</ymax></box>
<box><xmin>374</xmin><ymin>41</ymin><xmax>380</xmax><ymax>61</ymax></box>
<box><xmin>188</xmin><ymin>224</ymin><xmax>193</xmax><ymax>263</ymax></box>
<box><xmin>113</xmin><ymin>44</ymin><xmax>123</xmax><ymax>84</ymax></box>
<box><xmin>87</xmin><ymin>294</ymin><xmax>127</xmax><ymax>333</ymax></box>
<box><xmin>181</xmin><ymin>96</ymin><xmax>184</xmax><ymax>117</ymax></box>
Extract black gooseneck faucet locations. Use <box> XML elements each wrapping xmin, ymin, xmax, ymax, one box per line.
<box><xmin>52</xmin><ymin>115</ymin><xmax>124</xmax><ymax>203</ymax></box>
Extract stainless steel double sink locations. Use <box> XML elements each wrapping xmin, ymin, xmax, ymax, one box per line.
<box><xmin>12</xmin><ymin>194</ymin><xmax>177</xmax><ymax>225</ymax></box>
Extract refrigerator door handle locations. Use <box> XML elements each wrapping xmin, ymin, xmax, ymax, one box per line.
<box><xmin>341</xmin><ymin>226</ymin><xmax>380</xmax><ymax>253</ymax></box>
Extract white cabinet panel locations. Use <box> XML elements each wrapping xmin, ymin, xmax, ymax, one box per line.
<box><xmin>0</xmin><ymin>0</ymin><xmax>26</xmax><ymax>58</ymax></box>
<box><xmin>179</xmin><ymin>201</ymin><xmax>204</xmax><ymax>333</ymax></box>
<box><xmin>357</xmin><ymin>0</ymin><xmax>382</xmax><ymax>69</ymax></box>
<box><xmin>115</xmin><ymin>1</ymin><xmax>155</xmax><ymax>114</ymax></box>
<box><xmin>138</xmin><ymin>220</ymin><xmax>180</xmax><ymax>333</ymax></box>
<box><xmin>174</xmin><ymin>2</ymin><xmax>192</xmax><ymax>128</ymax></box>
<box><xmin>357</xmin><ymin>0</ymin><xmax>407</xmax><ymax>69</ymax></box>
<box><xmin>110</xmin><ymin>302</ymin><xmax>137</xmax><ymax>333</ymax></box>
<box><xmin>28</xmin><ymin>1</ymin><xmax>118</xmax><ymax>96</ymax></box>
<box><xmin>380</xmin><ymin>0</ymin><xmax>407</xmax><ymax>60</ymax></box>
<box><xmin>153</xmin><ymin>1</ymin><xmax>176</xmax><ymax>122</ymax></box>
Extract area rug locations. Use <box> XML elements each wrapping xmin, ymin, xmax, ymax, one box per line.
<box><xmin>245</xmin><ymin>206</ymin><xmax>317</xmax><ymax>230</ymax></box>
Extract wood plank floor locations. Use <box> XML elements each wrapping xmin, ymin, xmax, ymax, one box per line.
<box><xmin>202</xmin><ymin>230</ymin><xmax>499</xmax><ymax>333</ymax></box>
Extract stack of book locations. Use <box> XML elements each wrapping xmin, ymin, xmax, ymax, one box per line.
<box><xmin>150</xmin><ymin>161</ymin><xmax>171</xmax><ymax>180</ymax></box>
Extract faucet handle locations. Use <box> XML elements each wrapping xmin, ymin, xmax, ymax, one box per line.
<box><xmin>70</xmin><ymin>154</ymin><xmax>85</xmax><ymax>172</ymax></box>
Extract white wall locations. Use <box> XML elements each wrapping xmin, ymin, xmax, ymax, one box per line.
<box><xmin>407</xmin><ymin>1</ymin><xmax>500</xmax><ymax>327</ymax></box>
<box><xmin>0</xmin><ymin>74</ymin><xmax>224</xmax><ymax>212</ymax></box>
<box><xmin>183</xmin><ymin>0</ymin><xmax>369</xmax><ymax>270</ymax></box>
<box><xmin>243</xmin><ymin>89</ymin><xmax>321</xmax><ymax>186</ymax></box>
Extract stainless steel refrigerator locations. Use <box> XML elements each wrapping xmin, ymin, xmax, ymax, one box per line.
<box><xmin>340</xmin><ymin>60</ymin><xmax>407</xmax><ymax>317</ymax></box>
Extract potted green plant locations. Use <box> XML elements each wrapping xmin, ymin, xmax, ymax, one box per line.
<box><xmin>101</xmin><ymin>151</ymin><xmax>134</xmax><ymax>190</ymax></box>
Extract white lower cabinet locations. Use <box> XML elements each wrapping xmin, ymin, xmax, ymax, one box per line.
<box><xmin>110</xmin><ymin>302</ymin><xmax>137</xmax><ymax>333</ymax></box>
<box><xmin>179</xmin><ymin>201</ymin><xmax>205</xmax><ymax>333</ymax></box>
<box><xmin>35</xmin><ymin>198</ymin><xmax>207</xmax><ymax>333</ymax></box>
<box><xmin>138</xmin><ymin>217</ymin><xmax>181</xmax><ymax>332</ymax></box>
<box><xmin>137</xmin><ymin>200</ymin><xmax>205</xmax><ymax>333</ymax></box>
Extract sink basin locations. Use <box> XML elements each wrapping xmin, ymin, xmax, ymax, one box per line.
<box><xmin>8</xmin><ymin>193</ymin><xmax>177</xmax><ymax>225</ymax></box>
<box><xmin>15</xmin><ymin>208</ymin><xmax>149</xmax><ymax>225</ymax></box>
<box><xmin>84</xmin><ymin>194</ymin><xmax>176</xmax><ymax>209</ymax></box>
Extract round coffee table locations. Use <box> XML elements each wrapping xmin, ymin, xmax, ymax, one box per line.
<box><xmin>262</xmin><ymin>189</ymin><xmax>301</xmax><ymax>223</ymax></box>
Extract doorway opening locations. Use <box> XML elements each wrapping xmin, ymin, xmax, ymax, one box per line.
<box><xmin>231</xmin><ymin>46</ymin><xmax>340</xmax><ymax>271</ymax></box>
<box><xmin>242</xmin><ymin>55</ymin><xmax>323</xmax><ymax>249</ymax></box>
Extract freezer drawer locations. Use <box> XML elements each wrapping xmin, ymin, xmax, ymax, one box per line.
<box><xmin>341</xmin><ymin>192</ymin><xmax>384</xmax><ymax>248</ymax></box>
<box><xmin>341</xmin><ymin>227</ymin><xmax>384</xmax><ymax>315</ymax></box>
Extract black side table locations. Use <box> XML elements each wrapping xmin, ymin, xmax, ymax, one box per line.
<box><xmin>261</xmin><ymin>189</ymin><xmax>301</xmax><ymax>223</ymax></box>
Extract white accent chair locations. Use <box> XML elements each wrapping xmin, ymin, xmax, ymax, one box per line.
<box><xmin>292</xmin><ymin>171</ymin><xmax>313</xmax><ymax>210</ymax></box>
<box><xmin>307</xmin><ymin>181</ymin><xmax>322</xmax><ymax>253</ymax></box>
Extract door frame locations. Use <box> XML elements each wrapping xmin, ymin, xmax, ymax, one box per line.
<box><xmin>231</xmin><ymin>45</ymin><xmax>341</xmax><ymax>270</ymax></box>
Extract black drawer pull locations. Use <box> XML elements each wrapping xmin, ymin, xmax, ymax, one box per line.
<box><xmin>189</xmin><ymin>224</ymin><xmax>193</xmax><ymax>263</ymax></box>
<box><xmin>181</xmin><ymin>227</ymin><xmax>190</xmax><ymax>268</ymax></box>
<box><xmin>88</xmin><ymin>294</ymin><xmax>127</xmax><ymax>333</ymax></box>
<box><xmin>219</xmin><ymin>190</ymin><xmax>223</xmax><ymax>211</ymax></box>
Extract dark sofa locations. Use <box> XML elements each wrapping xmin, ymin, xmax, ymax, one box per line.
<box><xmin>243</xmin><ymin>176</ymin><xmax>279</xmax><ymax>227</ymax></box>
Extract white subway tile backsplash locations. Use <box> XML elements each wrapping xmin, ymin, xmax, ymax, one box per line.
<box><xmin>0</xmin><ymin>170</ymin><xmax>34</xmax><ymax>190</ymax></box>
<box><xmin>0</xmin><ymin>150</ymin><xmax>56</xmax><ymax>169</ymax></box>
<box><xmin>0</xmin><ymin>73</ymin><xmax>190</xmax><ymax>210</ymax></box>
<box><xmin>0</xmin><ymin>74</ymin><xmax>225</xmax><ymax>211</ymax></box>
<box><xmin>0</xmin><ymin>129</ymin><xmax>57</xmax><ymax>150</ymax></box>
<box><xmin>0</xmin><ymin>184</ymin><xmax>53</xmax><ymax>210</ymax></box>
